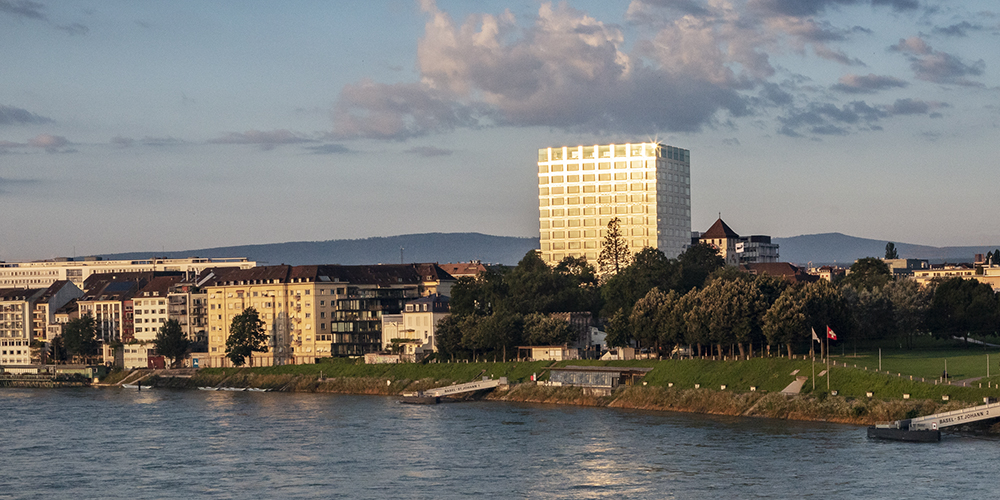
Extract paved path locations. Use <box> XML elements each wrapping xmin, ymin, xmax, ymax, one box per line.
<box><xmin>780</xmin><ymin>376</ymin><xmax>808</xmax><ymax>395</ymax></box>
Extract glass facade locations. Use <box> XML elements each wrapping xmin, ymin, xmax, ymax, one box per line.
<box><xmin>538</xmin><ymin>142</ymin><xmax>691</xmax><ymax>266</ymax></box>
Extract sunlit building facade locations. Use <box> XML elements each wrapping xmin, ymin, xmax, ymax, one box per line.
<box><xmin>537</xmin><ymin>142</ymin><xmax>691</xmax><ymax>266</ymax></box>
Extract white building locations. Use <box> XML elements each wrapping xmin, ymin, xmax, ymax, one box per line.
<box><xmin>537</xmin><ymin>142</ymin><xmax>691</xmax><ymax>266</ymax></box>
<box><xmin>381</xmin><ymin>294</ymin><xmax>450</xmax><ymax>360</ymax></box>
<box><xmin>0</xmin><ymin>256</ymin><xmax>255</xmax><ymax>288</ymax></box>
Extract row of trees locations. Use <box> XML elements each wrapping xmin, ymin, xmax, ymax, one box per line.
<box><xmin>609</xmin><ymin>255</ymin><xmax>1000</xmax><ymax>357</ymax></box>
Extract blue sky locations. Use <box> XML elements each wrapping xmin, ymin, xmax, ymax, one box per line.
<box><xmin>2</xmin><ymin>0</ymin><xmax>998</xmax><ymax>261</ymax></box>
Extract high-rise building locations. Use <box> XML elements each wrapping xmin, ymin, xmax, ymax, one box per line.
<box><xmin>537</xmin><ymin>142</ymin><xmax>691</xmax><ymax>266</ymax></box>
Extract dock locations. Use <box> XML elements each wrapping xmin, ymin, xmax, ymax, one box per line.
<box><xmin>400</xmin><ymin>377</ymin><xmax>508</xmax><ymax>404</ymax></box>
<box><xmin>868</xmin><ymin>400</ymin><xmax>1000</xmax><ymax>442</ymax></box>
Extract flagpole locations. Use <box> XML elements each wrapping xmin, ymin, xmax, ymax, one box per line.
<box><xmin>826</xmin><ymin>328</ymin><xmax>830</xmax><ymax>392</ymax></box>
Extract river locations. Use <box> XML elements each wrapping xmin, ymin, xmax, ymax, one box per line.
<box><xmin>1</xmin><ymin>388</ymin><xmax>996</xmax><ymax>499</ymax></box>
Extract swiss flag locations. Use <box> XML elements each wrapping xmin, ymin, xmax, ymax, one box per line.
<box><xmin>827</xmin><ymin>326</ymin><xmax>837</xmax><ymax>341</ymax></box>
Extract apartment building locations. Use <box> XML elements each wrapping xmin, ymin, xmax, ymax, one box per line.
<box><xmin>0</xmin><ymin>288</ymin><xmax>42</xmax><ymax>365</ymax></box>
<box><xmin>204</xmin><ymin>264</ymin><xmax>455</xmax><ymax>367</ymax></box>
<box><xmin>0</xmin><ymin>256</ymin><xmax>255</xmax><ymax>288</ymax></box>
<box><xmin>537</xmin><ymin>142</ymin><xmax>691</xmax><ymax>266</ymax></box>
<box><xmin>696</xmin><ymin>218</ymin><xmax>779</xmax><ymax>265</ymax></box>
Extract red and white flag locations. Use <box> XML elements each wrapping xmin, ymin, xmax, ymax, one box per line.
<box><xmin>826</xmin><ymin>326</ymin><xmax>837</xmax><ymax>341</ymax></box>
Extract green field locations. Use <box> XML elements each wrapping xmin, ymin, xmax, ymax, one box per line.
<box><xmin>182</xmin><ymin>336</ymin><xmax>1000</xmax><ymax>404</ymax></box>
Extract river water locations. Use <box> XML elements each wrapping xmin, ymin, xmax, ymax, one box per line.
<box><xmin>1</xmin><ymin>388</ymin><xmax>996</xmax><ymax>499</ymax></box>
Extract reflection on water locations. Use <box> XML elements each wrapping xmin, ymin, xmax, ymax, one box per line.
<box><xmin>0</xmin><ymin>388</ymin><xmax>998</xmax><ymax>499</ymax></box>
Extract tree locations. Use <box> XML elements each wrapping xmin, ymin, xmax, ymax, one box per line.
<box><xmin>843</xmin><ymin>257</ymin><xmax>892</xmax><ymax>291</ymax></box>
<box><xmin>154</xmin><ymin>319</ymin><xmax>190</xmax><ymax>368</ymax></box>
<box><xmin>884</xmin><ymin>279</ymin><xmax>932</xmax><ymax>349</ymax></box>
<box><xmin>885</xmin><ymin>242</ymin><xmax>899</xmax><ymax>259</ymax></box>
<box><xmin>928</xmin><ymin>278</ymin><xmax>1000</xmax><ymax>345</ymax></box>
<box><xmin>63</xmin><ymin>314</ymin><xmax>99</xmax><ymax>364</ymax></box>
<box><xmin>762</xmin><ymin>287</ymin><xmax>806</xmax><ymax>358</ymax></box>
<box><xmin>630</xmin><ymin>287</ymin><xmax>671</xmax><ymax>352</ymax></box>
<box><xmin>601</xmin><ymin>247</ymin><xmax>676</xmax><ymax>318</ymax></box>
<box><xmin>225</xmin><ymin>307</ymin><xmax>269</xmax><ymax>367</ymax></box>
<box><xmin>698</xmin><ymin>278</ymin><xmax>763</xmax><ymax>358</ymax></box>
<box><xmin>598</xmin><ymin>217</ymin><xmax>631</xmax><ymax>276</ymax></box>
<box><xmin>522</xmin><ymin>313</ymin><xmax>574</xmax><ymax>346</ymax></box>
<box><xmin>677</xmin><ymin>242</ymin><xmax>725</xmax><ymax>292</ymax></box>
<box><xmin>49</xmin><ymin>335</ymin><xmax>66</xmax><ymax>364</ymax></box>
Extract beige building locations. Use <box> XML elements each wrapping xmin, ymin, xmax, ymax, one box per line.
<box><xmin>537</xmin><ymin>142</ymin><xmax>691</xmax><ymax>266</ymax></box>
<box><xmin>381</xmin><ymin>294</ymin><xmax>449</xmax><ymax>359</ymax></box>
<box><xmin>0</xmin><ymin>256</ymin><xmax>255</xmax><ymax>288</ymax></box>
<box><xmin>0</xmin><ymin>288</ymin><xmax>42</xmax><ymax>365</ymax></box>
<box><xmin>204</xmin><ymin>264</ymin><xmax>455</xmax><ymax>367</ymax></box>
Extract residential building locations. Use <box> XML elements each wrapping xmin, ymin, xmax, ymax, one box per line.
<box><xmin>696</xmin><ymin>218</ymin><xmax>779</xmax><ymax>265</ymax></box>
<box><xmin>381</xmin><ymin>294</ymin><xmax>450</xmax><ymax>360</ymax></box>
<box><xmin>204</xmin><ymin>264</ymin><xmax>455</xmax><ymax>367</ymax></box>
<box><xmin>30</xmin><ymin>281</ymin><xmax>83</xmax><ymax>345</ymax></box>
<box><xmin>740</xmin><ymin>262</ymin><xmax>819</xmax><ymax>283</ymax></box>
<box><xmin>77</xmin><ymin>273</ymin><xmax>152</xmax><ymax>347</ymax></box>
<box><xmin>537</xmin><ymin>142</ymin><xmax>691</xmax><ymax>266</ymax></box>
<box><xmin>0</xmin><ymin>288</ymin><xmax>43</xmax><ymax>365</ymax></box>
<box><xmin>0</xmin><ymin>256</ymin><xmax>255</xmax><ymax>288</ymax></box>
<box><xmin>439</xmin><ymin>261</ymin><xmax>488</xmax><ymax>279</ymax></box>
<box><xmin>884</xmin><ymin>258</ymin><xmax>929</xmax><ymax>277</ymax></box>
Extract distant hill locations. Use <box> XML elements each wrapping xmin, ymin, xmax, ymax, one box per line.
<box><xmin>774</xmin><ymin>233</ymin><xmax>999</xmax><ymax>265</ymax></box>
<box><xmin>97</xmin><ymin>231</ymin><xmax>999</xmax><ymax>269</ymax></box>
<box><xmin>99</xmin><ymin>233</ymin><xmax>539</xmax><ymax>267</ymax></box>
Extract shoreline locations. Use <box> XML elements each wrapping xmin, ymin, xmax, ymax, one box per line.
<box><xmin>133</xmin><ymin>370</ymin><xmax>979</xmax><ymax>427</ymax></box>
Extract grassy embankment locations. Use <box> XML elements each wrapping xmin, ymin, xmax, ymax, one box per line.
<box><xmin>150</xmin><ymin>358</ymin><xmax>553</xmax><ymax>395</ymax></box>
<box><xmin>139</xmin><ymin>338</ymin><xmax>1000</xmax><ymax>425</ymax></box>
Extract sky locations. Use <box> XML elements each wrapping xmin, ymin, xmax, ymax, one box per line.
<box><xmin>2</xmin><ymin>0</ymin><xmax>999</xmax><ymax>262</ymax></box>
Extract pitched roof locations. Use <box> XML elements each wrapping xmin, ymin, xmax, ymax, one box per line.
<box><xmin>740</xmin><ymin>262</ymin><xmax>819</xmax><ymax>283</ymax></box>
<box><xmin>700</xmin><ymin>218</ymin><xmax>740</xmax><ymax>239</ymax></box>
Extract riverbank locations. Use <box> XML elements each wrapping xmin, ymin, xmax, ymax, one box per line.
<box><xmin>129</xmin><ymin>364</ymin><xmax>984</xmax><ymax>427</ymax></box>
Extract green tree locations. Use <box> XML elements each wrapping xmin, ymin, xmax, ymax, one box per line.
<box><xmin>63</xmin><ymin>314</ymin><xmax>99</xmax><ymax>364</ymax></box>
<box><xmin>49</xmin><ymin>335</ymin><xmax>66</xmax><ymax>364</ymax></box>
<box><xmin>843</xmin><ymin>257</ymin><xmax>892</xmax><ymax>291</ymax></box>
<box><xmin>928</xmin><ymin>278</ymin><xmax>1000</xmax><ymax>345</ymax></box>
<box><xmin>604</xmin><ymin>309</ymin><xmax>632</xmax><ymax>348</ymax></box>
<box><xmin>629</xmin><ymin>287</ymin><xmax>671</xmax><ymax>352</ymax></box>
<box><xmin>522</xmin><ymin>313</ymin><xmax>574</xmax><ymax>346</ymax></box>
<box><xmin>600</xmin><ymin>247</ymin><xmax>676</xmax><ymax>318</ymax></box>
<box><xmin>677</xmin><ymin>242</ymin><xmax>726</xmax><ymax>292</ymax></box>
<box><xmin>435</xmin><ymin>314</ymin><xmax>475</xmax><ymax>361</ymax></box>
<box><xmin>762</xmin><ymin>287</ymin><xmax>806</xmax><ymax>358</ymax></box>
<box><xmin>884</xmin><ymin>279</ymin><xmax>932</xmax><ymax>349</ymax></box>
<box><xmin>598</xmin><ymin>217</ymin><xmax>631</xmax><ymax>276</ymax></box>
<box><xmin>698</xmin><ymin>278</ymin><xmax>763</xmax><ymax>358</ymax></box>
<box><xmin>225</xmin><ymin>307</ymin><xmax>269</xmax><ymax>367</ymax></box>
<box><xmin>885</xmin><ymin>242</ymin><xmax>898</xmax><ymax>259</ymax></box>
<box><xmin>154</xmin><ymin>319</ymin><xmax>190</xmax><ymax>368</ymax></box>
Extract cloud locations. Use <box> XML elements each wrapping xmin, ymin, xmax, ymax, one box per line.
<box><xmin>932</xmin><ymin>21</ymin><xmax>980</xmax><ymax>37</ymax></box>
<box><xmin>883</xmin><ymin>98</ymin><xmax>947</xmax><ymax>115</ymax></box>
<box><xmin>332</xmin><ymin>80</ymin><xmax>482</xmax><ymax>141</ymax></box>
<box><xmin>890</xmin><ymin>36</ymin><xmax>985</xmax><ymax>86</ymax></box>
<box><xmin>28</xmin><ymin>134</ymin><xmax>70</xmax><ymax>151</ymax></box>
<box><xmin>57</xmin><ymin>22</ymin><xmax>88</xmax><ymax>35</ymax></box>
<box><xmin>304</xmin><ymin>143</ymin><xmax>353</xmax><ymax>155</ymax></box>
<box><xmin>111</xmin><ymin>135</ymin><xmax>185</xmax><ymax>147</ymax></box>
<box><xmin>405</xmin><ymin>145</ymin><xmax>453</xmax><ymax>157</ymax></box>
<box><xmin>0</xmin><ymin>104</ymin><xmax>54</xmax><ymax>125</ymax></box>
<box><xmin>0</xmin><ymin>176</ymin><xmax>40</xmax><ymax>195</ymax></box>
<box><xmin>0</xmin><ymin>0</ymin><xmax>45</xmax><ymax>20</ymax></box>
<box><xmin>748</xmin><ymin>0</ymin><xmax>917</xmax><ymax>18</ymax></box>
<box><xmin>831</xmin><ymin>73</ymin><xmax>909</xmax><ymax>93</ymax></box>
<box><xmin>208</xmin><ymin>129</ymin><xmax>315</xmax><ymax>149</ymax></box>
<box><xmin>333</xmin><ymin>2</ymin><xmax>750</xmax><ymax>140</ymax></box>
<box><xmin>0</xmin><ymin>1</ymin><xmax>89</xmax><ymax>34</ymax></box>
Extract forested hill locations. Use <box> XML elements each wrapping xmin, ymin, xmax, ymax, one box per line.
<box><xmin>97</xmin><ymin>231</ymin><xmax>999</xmax><ymax>268</ymax></box>
<box><xmin>774</xmin><ymin>233</ymin><xmax>999</xmax><ymax>265</ymax></box>
<box><xmin>98</xmin><ymin>233</ymin><xmax>539</xmax><ymax>266</ymax></box>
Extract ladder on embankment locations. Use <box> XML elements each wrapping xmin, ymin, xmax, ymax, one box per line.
<box><xmin>422</xmin><ymin>377</ymin><xmax>508</xmax><ymax>398</ymax></box>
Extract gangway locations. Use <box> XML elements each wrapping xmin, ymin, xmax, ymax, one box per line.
<box><xmin>400</xmin><ymin>377</ymin><xmax>508</xmax><ymax>404</ymax></box>
<box><xmin>868</xmin><ymin>400</ymin><xmax>1000</xmax><ymax>441</ymax></box>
